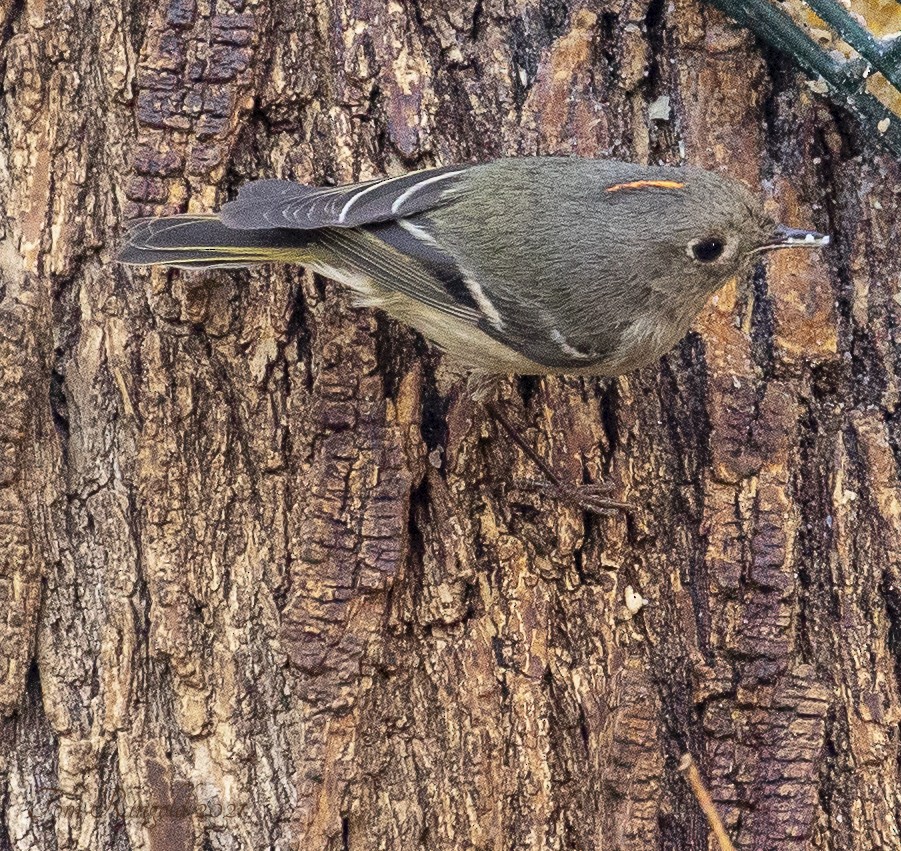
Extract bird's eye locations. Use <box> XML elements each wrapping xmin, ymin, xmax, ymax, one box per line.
<box><xmin>690</xmin><ymin>237</ymin><xmax>725</xmax><ymax>263</ymax></box>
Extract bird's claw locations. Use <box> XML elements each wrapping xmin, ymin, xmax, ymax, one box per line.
<box><xmin>512</xmin><ymin>478</ymin><xmax>633</xmax><ymax>516</ymax></box>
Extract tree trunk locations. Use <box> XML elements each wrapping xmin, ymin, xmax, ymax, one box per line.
<box><xmin>1</xmin><ymin>0</ymin><xmax>899</xmax><ymax>848</ymax></box>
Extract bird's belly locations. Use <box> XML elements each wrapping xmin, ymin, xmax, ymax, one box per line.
<box><xmin>405</xmin><ymin>311</ymin><xmax>686</xmax><ymax>377</ymax></box>
<box><xmin>394</xmin><ymin>301</ymin><xmax>550</xmax><ymax>374</ymax></box>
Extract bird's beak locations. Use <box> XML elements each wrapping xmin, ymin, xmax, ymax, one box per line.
<box><xmin>754</xmin><ymin>224</ymin><xmax>831</xmax><ymax>253</ymax></box>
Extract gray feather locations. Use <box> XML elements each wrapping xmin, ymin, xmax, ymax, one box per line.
<box><xmin>219</xmin><ymin>165</ymin><xmax>468</xmax><ymax>230</ymax></box>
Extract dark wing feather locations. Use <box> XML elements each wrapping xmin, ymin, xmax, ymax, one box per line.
<box><xmin>220</xmin><ymin>165</ymin><xmax>469</xmax><ymax>230</ymax></box>
<box><xmin>312</xmin><ymin>226</ymin><xmax>481</xmax><ymax>324</ymax></box>
<box><xmin>365</xmin><ymin>220</ymin><xmax>482</xmax><ymax>314</ymax></box>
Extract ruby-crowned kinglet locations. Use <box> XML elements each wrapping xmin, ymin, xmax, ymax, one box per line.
<box><xmin>119</xmin><ymin>157</ymin><xmax>829</xmax><ymax>377</ymax></box>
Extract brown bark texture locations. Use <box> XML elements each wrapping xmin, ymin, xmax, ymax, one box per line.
<box><xmin>0</xmin><ymin>0</ymin><xmax>900</xmax><ymax>848</ymax></box>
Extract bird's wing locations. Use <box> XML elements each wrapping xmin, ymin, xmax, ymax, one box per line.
<box><xmin>310</xmin><ymin>224</ymin><xmax>483</xmax><ymax>325</ymax></box>
<box><xmin>219</xmin><ymin>165</ymin><xmax>470</xmax><ymax>230</ymax></box>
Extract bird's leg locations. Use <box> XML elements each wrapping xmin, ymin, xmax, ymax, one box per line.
<box><xmin>479</xmin><ymin>393</ymin><xmax>632</xmax><ymax>517</ymax></box>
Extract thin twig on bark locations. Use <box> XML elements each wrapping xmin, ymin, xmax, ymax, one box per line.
<box><xmin>679</xmin><ymin>753</ymin><xmax>737</xmax><ymax>851</ymax></box>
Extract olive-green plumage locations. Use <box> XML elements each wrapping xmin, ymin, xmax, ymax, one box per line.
<box><xmin>118</xmin><ymin>157</ymin><xmax>828</xmax><ymax>376</ymax></box>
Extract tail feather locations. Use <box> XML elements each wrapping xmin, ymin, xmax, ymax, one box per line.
<box><xmin>117</xmin><ymin>214</ymin><xmax>313</xmax><ymax>269</ymax></box>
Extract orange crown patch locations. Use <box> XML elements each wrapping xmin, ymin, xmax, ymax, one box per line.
<box><xmin>605</xmin><ymin>179</ymin><xmax>686</xmax><ymax>193</ymax></box>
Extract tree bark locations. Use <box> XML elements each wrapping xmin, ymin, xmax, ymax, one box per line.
<box><xmin>1</xmin><ymin>0</ymin><xmax>900</xmax><ymax>849</ymax></box>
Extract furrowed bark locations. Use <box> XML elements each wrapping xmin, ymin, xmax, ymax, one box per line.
<box><xmin>0</xmin><ymin>0</ymin><xmax>899</xmax><ymax>849</ymax></box>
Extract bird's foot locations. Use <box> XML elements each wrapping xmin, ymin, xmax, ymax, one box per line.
<box><xmin>483</xmin><ymin>399</ymin><xmax>631</xmax><ymax>517</ymax></box>
<box><xmin>513</xmin><ymin>478</ymin><xmax>633</xmax><ymax>516</ymax></box>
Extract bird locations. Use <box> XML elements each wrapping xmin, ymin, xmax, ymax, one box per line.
<box><xmin>119</xmin><ymin>157</ymin><xmax>829</xmax><ymax>512</ymax></box>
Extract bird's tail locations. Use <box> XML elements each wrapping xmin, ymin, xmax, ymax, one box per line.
<box><xmin>117</xmin><ymin>215</ymin><xmax>314</xmax><ymax>269</ymax></box>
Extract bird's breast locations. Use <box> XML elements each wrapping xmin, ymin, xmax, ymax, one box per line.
<box><xmin>595</xmin><ymin>313</ymin><xmax>690</xmax><ymax>375</ymax></box>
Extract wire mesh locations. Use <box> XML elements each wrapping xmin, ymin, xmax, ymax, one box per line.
<box><xmin>703</xmin><ymin>0</ymin><xmax>901</xmax><ymax>156</ymax></box>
